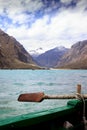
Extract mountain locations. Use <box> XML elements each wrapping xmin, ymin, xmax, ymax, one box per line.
<box><xmin>56</xmin><ymin>40</ymin><xmax>87</xmax><ymax>69</ymax></box>
<box><xmin>2</xmin><ymin>27</ymin><xmax>87</xmax><ymax>69</ymax></box>
<box><xmin>31</xmin><ymin>46</ymin><xmax>68</xmax><ymax>68</ymax></box>
<box><xmin>0</xmin><ymin>29</ymin><xmax>42</xmax><ymax>69</ymax></box>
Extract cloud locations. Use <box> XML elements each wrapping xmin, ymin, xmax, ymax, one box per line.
<box><xmin>0</xmin><ymin>0</ymin><xmax>43</xmax><ymax>13</ymax></box>
<box><xmin>76</xmin><ymin>0</ymin><xmax>87</xmax><ymax>11</ymax></box>
<box><xmin>0</xmin><ymin>0</ymin><xmax>87</xmax><ymax>52</ymax></box>
<box><xmin>0</xmin><ymin>0</ymin><xmax>43</xmax><ymax>26</ymax></box>
<box><xmin>61</xmin><ymin>0</ymin><xmax>73</xmax><ymax>4</ymax></box>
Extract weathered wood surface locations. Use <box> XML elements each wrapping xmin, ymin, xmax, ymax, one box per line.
<box><xmin>18</xmin><ymin>84</ymin><xmax>87</xmax><ymax>102</ymax></box>
<box><xmin>18</xmin><ymin>92</ymin><xmax>87</xmax><ymax>102</ymax></box>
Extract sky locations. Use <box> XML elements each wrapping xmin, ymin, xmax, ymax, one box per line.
<box><xmin>0</xmin><ymin>0</ymin><xmax>87</xmax><ymax>52</ymax></box>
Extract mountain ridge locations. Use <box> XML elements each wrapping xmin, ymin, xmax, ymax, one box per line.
<box><xmin>0</xmin><ymin>29</ymin><xmax>42</xmax><ymax>69</ymax></box>
<box><xmin>56</xmin><ymin>40</ymin><xmax>87</xmax><ymax>69</ymax></box>
<box><xmin>31</xmin><ymin>46</ymin><xmax>69</xmax><ymax>68</ymax></box>
<box><xmin>0</xmin><ymin>28</ymin><xmax>87</xmax><ymax>69</ymax></box>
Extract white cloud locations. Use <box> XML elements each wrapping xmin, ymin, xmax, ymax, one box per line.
<box><xmin>0</xmin><ymin>0</ymin><xmax>43</xmax><ymax>13</ymax></box>
<box><xmin>7</xmin><ymin>8</ymin><xmax>87</xmax><ymax>51</ymax></box>
<box><xmin>0</xmin><ymin>0</ymin><xmax>87</xmax><ymax>52</ymax></box>
<box><xmin>61</xmin><ymin>0</ymin><xmax>72</xmax><ymax>4</ymax></box>
<box><xmin>0</xmin><ymin>0</ymin><xmax>43</xmax><ymax>25</ymax></box>
<box><xmin>76</xmin><ymin>0</ymin><xmax>87</xmax><ymax>11</ymax></box>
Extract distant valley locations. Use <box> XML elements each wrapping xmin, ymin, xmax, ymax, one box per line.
<box><xmin>30</xmin><ymin>46</ymin><xmax>69</xmax><ymax>68</ymax></box>
<box><xmin>0</xmin><ymin>28</ymin><xmax>87</xmax><ymax>69</ymax></box>
<box><xmin>30</xmin><ymin>40</ymin><xmax>87</xmax><ymax>69</ymax></box>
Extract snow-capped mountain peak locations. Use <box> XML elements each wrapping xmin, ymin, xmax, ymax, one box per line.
<box><xmin>29</xmin><ymin>48</ymin><xmax>45</xmax><ymax>57</ymax></box>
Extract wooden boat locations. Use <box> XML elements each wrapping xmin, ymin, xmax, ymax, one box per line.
<box><xmin>0</xmin><ymin>84</ymin><xmax>87</xmax><ymax>130</ymax></box>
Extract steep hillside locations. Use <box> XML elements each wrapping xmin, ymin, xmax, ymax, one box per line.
<box><xmin>56</xmin><ymin>40</ymin><xmax>87</xmax><ymax>69</ymax></box>
<box><xmin>0</xmin><ymin>29</ymin><xmax>42</xmax><ymax>69</ymax></box>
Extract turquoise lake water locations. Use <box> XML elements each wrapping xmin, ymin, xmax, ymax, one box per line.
<box><xmin>0</xmin><ymin>69</ymin><xmax>87</xmax><ymax>124</ymax></box>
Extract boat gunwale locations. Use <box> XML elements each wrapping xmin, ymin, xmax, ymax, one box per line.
<box><xmin>0</xmin><ymin>99</ymin><xmax>84</xmax><ymax>128</ymax></box>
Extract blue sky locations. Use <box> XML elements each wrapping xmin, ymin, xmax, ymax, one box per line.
<box><xmin>0</xmin><ymin>0</ymin><xmax>87</xmax><ymax>52</ymax></box>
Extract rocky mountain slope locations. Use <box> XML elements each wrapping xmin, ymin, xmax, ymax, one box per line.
<box><xmin>1</xmin><ymin>28</ymin><xmax>87</xmax><ymax>69</ymax></box>
<box><xmin>56</xmin><ymin>40</ymin><xmax>87</xmax><ymax>69</ymax></box>
<box><xmin>0</xmin><ymin>29</ymin><xmax>42</xmax><ymax>69</ymax></box>
<box><xmin>31</xmin><ymin>46</ymin><xmax>68</xmax><ymax>68</ymax></box>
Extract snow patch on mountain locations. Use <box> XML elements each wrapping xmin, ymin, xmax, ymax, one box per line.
<box><xmin>29</xmin><ymin>48</ymin><xmax>45</xmax><ymax>57</ymax></box>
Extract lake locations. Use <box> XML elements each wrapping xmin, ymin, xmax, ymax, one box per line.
<box><xmin>0</xmin><ymin>69</ymin><xmax>87</xmax><ymax>124</ymax></box>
